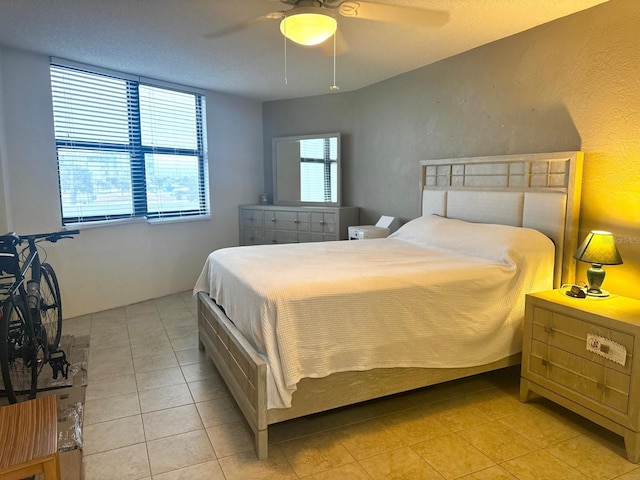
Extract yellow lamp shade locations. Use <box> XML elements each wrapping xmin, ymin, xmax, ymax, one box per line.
<box><xmin>280</xmin><ymin>8</ymin><xmax>337</xmax><ymax>46</ymax></box>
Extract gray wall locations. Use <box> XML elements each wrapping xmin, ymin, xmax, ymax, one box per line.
<box><xmin>0</xmin><ymin>47</ymin><xmax>264</xmax><ymax>317</ymax></box>
<box><xmin>263</xmin><ymin>0</ymin><xmax>640</xmax><ymax>299</ymax></box>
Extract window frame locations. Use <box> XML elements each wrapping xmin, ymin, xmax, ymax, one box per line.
<box><xmin>50</xmin><ymin>59</ymin><xmax>209</xmax><ymax>226</ymax></box>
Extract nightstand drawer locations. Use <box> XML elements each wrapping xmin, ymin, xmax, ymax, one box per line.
<box><xmin>531</xmin><ymin>306</ymin><xmax>633</xmax><ymax>375</ymax></box>
<box><xmin>529</xmin><ymin>339</ymin><xmax>630</xmax><ymax>413</ymax></box>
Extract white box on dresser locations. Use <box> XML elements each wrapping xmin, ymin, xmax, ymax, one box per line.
<box><xmin>239</xmin><ymin>205</ymin><xmax>359</xmax><ymax>245</ymax></box>
<box><xmin>521</xmin><ymin>289</ymin><xmax>640</xmax><ymax>462</ymax></box>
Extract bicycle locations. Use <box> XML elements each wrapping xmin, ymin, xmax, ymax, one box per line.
<box><xmin>0</xmin><ymin>229</ymin><xmax>78</xmax><ymax>403</ymax></box>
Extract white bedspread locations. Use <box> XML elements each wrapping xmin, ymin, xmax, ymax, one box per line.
<box><xmin>194</xmin><ymin>215</ymin><xmax>554</xmax><ymax>409</ymax></box>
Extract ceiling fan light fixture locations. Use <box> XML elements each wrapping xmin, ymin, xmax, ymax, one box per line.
<box><xmin>280</xmin><ymin>7</ymin><xmax>337</xmax><ymax>46</ymax></box>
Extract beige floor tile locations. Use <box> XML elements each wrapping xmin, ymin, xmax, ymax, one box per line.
<box><xmin>143</xmin><ymin>404</ymin><xmax>204</xmax><ymax>441</ymax></box>
<box><xmin>136</xmin><ymin>365</ymin><xmax>185</xmax><ymax>391</ymax></box>
<box><xmin>130</xmin><ymin>338</ymin><xmax>174</xmax><ymax>359</ymax></box>
<box><xmin>465</xmin><ymin>387</ymin><xmax>530</xmax><ymax>419</ymax></box>
<box><xmin>278</xmin><ymin>429</ymin><xmax>355</xmax><ymax>477</ymax></box>
<box><xmin>90</xmin><ymin>322</ymin><xmax>128</xmax><ymax>341</ymax></box>
<box><xmin>170</xmin><ymin>334</ymin><xmax>200</xmax><ymax>352</ymax></box>
<box><xmin>85</xmin><ymin>373</ymin><xmax>137</xmax><ymax>401</ymax></box>
<box><xmin>381</xmin><ymin>405</ymin><xmax>450</xmax><ymax>446</ymax></box>
<box><xmin>187</xmin><ymin>376</ymin><xmax>229</xmax><ymax>403</ymax></box>
<box><xmin>429</xmin><ymin>396</ymin><xmax>494</xmax><ymax>432</ymax></box>
<box><xmin>138</xmin><ymin>383</ymin><xmax>193</xmax><ymax>413</ymax></box>
<box><xmin>83</xmin><ymin>415</ymin><xmax>145</xmax><ymax>455</ymax></box>
<box><xmin>337</xmin><ymin>418</ymin><xmax>405</xmax><ymax>460</ymax></box>
<box><xmin>88</xmin><ymin>346</ymin><xmax>134</xmax><ymax>381</ymax></box>
<box><xmin>457</xmin><ymin>420</ymin><xmax>539</xmax><ymax>463</ymax></box>
<box><xmin>546</xmin><ymin>432</ymin><xmax>636</xmax><ymax>479</ymax></box>
<box><xmin>62</xmin><ymin>316</ymin><xmax>92</xmax><ymax>337</ymax></box>
<box><xmin>92</xmin><ymin>307</ymin><xmax>126</xmax><ymax>323</ymax></box>
<box><xmin>175</xmin><ymin>347</ymin><xmax>207</xmax><ymax>366</ymax></box>
<box><xmin>615</xmin><ymin>468</ymin><xmax>640</xmax><ymax>479</ymax></box>
<box><xmin>457</xmin><ymin>465</ymin><xmax>517</xmax><ymax>479</ymax></box>
<box><xmin>160</xmin><ymin>313</ymin><xmax>197</xmax><ymax>330</ymax></box>
<box><xmin>147</xmin><ymin>429</ymin><xmax>216</xmax><ymax>475</ymax></box>
<box><xmin>196</xmin><ymin>395</ymin><xmax>244</xmax><ymax>428</ymax></box>
<box><xmin>359</xmin><ymin>446</ymin><xmax>443</xmax><ymax>480</ymax></box>
<box><xmin>152</xmin><ymin>460</ymin><xmax>225</xmax><ymax>480</ymax></box>
<box><xmin>133</xmin><ymin>351</ymin><xmax>178</xmax><ymax>373</ymax></box>
<box><xmin>412</xmin><ymin>432</ymin><xmax>495</xmax><ymax>480</ymax></box>
<box><xmin>502</xmin><ymin>449</ymin><xmax>589</xmax><ymax>480</ymax></box>
<box><xmin>165</xmin><ymin>324</ymin><xmax>198</xmax><ymax>340</ymax></box>
<box><xmin>498</xmin><ymin>403</ymin><xmax>584</xmax><ymax>447</ymax></box>
<box><xmin>83</xmin><ymin>443</ymin><xmax>150</xmax><ymax>480</ymax></box>
<box><xmin>86</xmin><ymin>329</ymin><xmax>130</xmax><ymax>349</ymax></box>
<box><xmin>88</xmin><ymin>343</ymin><xmax>131</xmax><ymax>362</ymax></box>
<box><xmin>125</xmin><ymin>300</ymin><xmax>158</xmax><ymax>317</ymax></box>
<box><xmin>181</xmin><ymin>360</ymin><xmax>219</xmax><ymax>382</ymax></box>
<box><xmin>84</xmin><ymin>392</ymin><xmax>140</xmax><ymax>425</ymax></box>
<box><xmin>207</xmin><ymin>420</ymin><xmax>254</xmax><ymax>458</ymax></box>
<box><xmin>306</xmin><ymin>462</ymin><xmax>372</xmax><ymax>480</ymax></box>
<box><xmin>217</xmin><ymin>446</ymin><xmax>298</xmax><ymax>480</ymax></box>
<box><xmin>127</xmin><ymin>317</ymin><xmax>165</xmax><ymax>335</ymax></box>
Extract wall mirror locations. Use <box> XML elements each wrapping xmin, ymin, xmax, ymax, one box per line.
<box><xmin>272</xmin><ymin>133</ymin><xmax>341</xmax><ymax>206</ymax></box>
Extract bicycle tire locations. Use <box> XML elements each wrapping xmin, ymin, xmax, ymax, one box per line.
<box><xmin>39</xmin><ymin>263</ymin><xmax>62</xmax><ymax>352</ymax></box>
<box><xmin>0</xmin><ymin>296</ymin><xmax>38</xmax><ymax>403</ymax></box>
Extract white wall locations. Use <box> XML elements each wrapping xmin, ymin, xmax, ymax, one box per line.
<box><xmin>0</xmin><ymin>47</ymin><xmax>264</xmax><ymax>318</ymax></box>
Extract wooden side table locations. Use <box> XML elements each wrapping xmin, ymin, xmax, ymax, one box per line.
<box><xmin>521</xmin><ymin>290</ymin><xmax>640</xmax><ymax>462</ymax></box>
<box><xmin>0</xmin><ymin>395</ymin><xmax>61</xmax><ymax>480</ymax></box>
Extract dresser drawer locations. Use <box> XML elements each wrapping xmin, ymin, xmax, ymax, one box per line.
<box><xmin>265</xmin><ymin>211</ymin><xmax>310</xmax><ymax>231</ymax></box>
<box><xmin>241</xmin><ymin>228</ymin><xmax>264</xmax><ymax>245</ymax></box>
<box><xmin>242</xmin><ymin>209</ymin><xmax>264</xmax><ymax>228</ymax></box>
<box><xmin>532</xmin><ymin>306</ymin><xmax>633</xmax><ymax>375</ymax></box>
<box><xmin>310</xmin><ymin>212</ymin><xmax>336</xmax><ymax>234</ymax></box>
<box><xmin>529</xmin><ymin>339</ymin><xmax>630</xmax><ymax>413</ymax></box>
<box><xmin>264</xmin><ymin>230</ymin><xmax>310</xmax><ymax>244</ymax></box>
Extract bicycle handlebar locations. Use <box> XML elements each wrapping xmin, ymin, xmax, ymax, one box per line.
<box><xmin>20</xmin><ymin>229</ymin><xmax>80</xmax><ymax>244</ymax></box>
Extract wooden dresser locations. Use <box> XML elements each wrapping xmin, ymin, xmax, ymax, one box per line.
<box><xmin>521</xmin><ymin>289</ymin><xmax>640</xmax><ymax>462</ymax></box>
<box><xmin>239</xmin><ymin>205</ymin><xmax>359</xmax><ymax>245</ymax></box>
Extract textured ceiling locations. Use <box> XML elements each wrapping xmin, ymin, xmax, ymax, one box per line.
<box><xmin>0</xmin><ymin>0</ymin><xmax>608</xmax><ymax>101</ymax></box>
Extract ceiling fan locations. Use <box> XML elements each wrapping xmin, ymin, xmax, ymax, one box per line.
<box><xmin>208</xmin><ymin>0</ymin><xmax>449</xmax><ymax>47</ymax></box>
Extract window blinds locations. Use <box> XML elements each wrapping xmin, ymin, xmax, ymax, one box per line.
<box><xmin>50</xmin><ymin>63</ymin><xmax>208</xmax><ymax>225</ymax></box>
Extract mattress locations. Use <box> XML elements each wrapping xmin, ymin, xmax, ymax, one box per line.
<box><xmin>194</xmin><ymin>215</ymin><xmax>555</xmax><ymax>408</ymax></box>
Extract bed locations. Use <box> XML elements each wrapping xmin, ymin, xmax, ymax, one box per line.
<box><xmin>194</xmin><ymin>151</ymin><xmax>583</xmax><ymax>459</ymax></box>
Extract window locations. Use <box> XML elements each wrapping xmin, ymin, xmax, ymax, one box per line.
<box><xmin>299</xmin><ymin>137</ymin><xmax>337</xmax><ymax>203</ymax></box>
<box><xmin>50</xmin><ymin>62</ymin><xmax>208</xmax><ymax>225</ymax></box>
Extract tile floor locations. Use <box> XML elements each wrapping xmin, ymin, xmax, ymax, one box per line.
<box><xmin>61</xmin><ymin>291</ymin><xmax>640</xmax><ymax>480</ymax></box>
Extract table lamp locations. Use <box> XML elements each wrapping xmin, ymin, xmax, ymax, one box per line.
<box><xmin>573</xmin><ymin>230</ymin><xmax>623</xmax><ymax>297</ymax></box>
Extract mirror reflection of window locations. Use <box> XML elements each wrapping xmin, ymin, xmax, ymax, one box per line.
<box><xmin>299</xmin><ymin>137</ymin><xmax>338</xmax><ymax>203</ymax></box>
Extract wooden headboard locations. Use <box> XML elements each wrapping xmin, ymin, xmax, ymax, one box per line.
<box><xmin>420</xmin><ymin>151</ymin><xmax>584</xmax><ymax>288</ymax></box>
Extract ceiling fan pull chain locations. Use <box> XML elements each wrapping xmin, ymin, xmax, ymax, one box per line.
<box><xmin>330</xmin><ymin>31</ymin><xmax>339</xmax><ymax>91</ymax></box>
<box><xmin>283</xmin><ymin>20</ymin><xmax>288</xmax><ymax>85</ymax></box>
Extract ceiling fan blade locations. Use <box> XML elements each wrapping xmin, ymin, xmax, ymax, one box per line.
<box><xmin>339</xmin><ymin>1</ymin><xmax>449</xmax><ymax>27</ymax></box>
<box><xmin>203</xmin><ymin>12</ymin><xmax>282</xmax><ymax>39</ymax></box>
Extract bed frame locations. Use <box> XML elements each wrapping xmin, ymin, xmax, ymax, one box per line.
<box><xmin>197</xmin><ymin>151</ymin><xmax>583</xmax><ymax>459</ymax></box>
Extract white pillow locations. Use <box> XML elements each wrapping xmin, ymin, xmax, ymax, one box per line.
<box><xmin>390</xmin><ymin>215</ymin><xmax>554</xmax><ymax>265</ymax></box>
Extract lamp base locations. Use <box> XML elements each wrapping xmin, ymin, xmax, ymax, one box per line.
<box><xmin>586</xmin><ymin>288</ymin><xmax>610</xmax><ymax>297</ymax></box>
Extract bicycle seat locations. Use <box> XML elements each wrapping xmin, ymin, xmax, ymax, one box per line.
<box><xmin>0</xmin><ymin>232</ymin><xmax>20</xmax><ymax>244</ymax></box>
<box><xmin>0</xmin><ymin>232</ymin><xmax>19</xmax><ymax>275</ymax></box>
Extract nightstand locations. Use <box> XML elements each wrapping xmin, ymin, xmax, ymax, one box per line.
<box><xmin>348</xmin><ymin>225</ymin><xmax>389</xmax><ymax>240</ymax></box>
<box><xmin>520</xmin><ymin>289</ymin><xmax>640</xmax><ymax>462</ymax></box>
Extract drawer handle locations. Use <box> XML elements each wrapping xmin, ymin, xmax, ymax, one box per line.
<box><xmin>544</xmin><ymin>325</ymin><xmax>553</xmax><ymax>334</ymax></box>
<box><xmin>294</xmin><ymin>219</ymin><xmax>299</xmax><ymax>223</ymax></box>
<box><xmin>271</xmin><ymin>218</ymin><xmax>276</xmax><ymax>222</ymax></box>
<box><xmin>319</xmin><ymin>221</ymin><xmax>325</xmax><ymax>225</ymax></box>
<box><xmin>541</xmin><ymin>359</ymin><xmax>548</xmax><ymax>367</ymax></box>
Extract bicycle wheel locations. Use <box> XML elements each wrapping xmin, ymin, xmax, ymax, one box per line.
<box><xmin>0</xmin><ymin>296</ymin><xmax>38</xmax><ymax>403</ymax></box>
<box><xmin>39</xmin><ymin>263</ymin><xmax>62</xmax><ymax>352</ymax></box>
